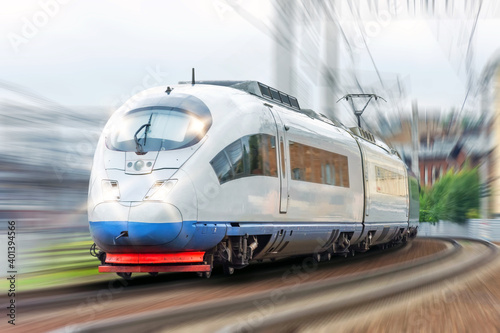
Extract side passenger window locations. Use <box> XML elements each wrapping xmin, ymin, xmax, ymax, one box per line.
<box><xmin>225</xmin><ymin>140</ymin><xmax>244</xmax><ymax>177</ymax></box>
<box><xmin>289</xmin><ymin>141</ymin><xmax>349</xmax><ymax>188</ymax></box>
<box><xmin>210</xmin><ymin>134</ymin><xmax>278</xmax><ymax>184</ymax></box>
<box><xmin>248</xmin><ymin>135</ymin><xmax>262</xmax><ymax>175</ymax></box>
<box><xmin>210</xmin><ymin>151</ymin><xmax>232</xmax><ymax>184</ymax></box>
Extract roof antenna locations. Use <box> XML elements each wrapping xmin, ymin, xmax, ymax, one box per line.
<box><xmin>192</xmin><ymin>68</ymin><xmax>195</xmax><ymax>86</ymax></box>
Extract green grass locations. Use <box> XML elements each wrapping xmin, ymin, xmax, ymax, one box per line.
<box><xmin>1</xmin><ymin>267</ymin><xmax>101</xmax><ymax>291</ymax></box>
<box><xmin>2</xmin><ymin>238</ymin><xmax>108</xmax><ymax>292</ymax></box>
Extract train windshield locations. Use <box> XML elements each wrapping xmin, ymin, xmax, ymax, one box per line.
<box><xmin>105</xmin><ymin>109</ymin><xmax>208</xmax><ymax>153</ymax></box>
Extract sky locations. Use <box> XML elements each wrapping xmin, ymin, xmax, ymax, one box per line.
<box><xmin>0</xmin><ymin>1</ymin><xmax>274</xmax><ymax>108</ymax></box>
<box><xmin>1</xmin><ymin>0</ymin><xmax>500</xmax><ymax>114</ymax></box>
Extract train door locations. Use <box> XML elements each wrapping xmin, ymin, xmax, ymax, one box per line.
<box><xmin>265</xmin><ymin>105</ymin><xmax>289</xmax><ymax>213</ymax></box>
<box><xmin>359</xmin><ymin>143</ymin><xmax>370</xmax><ymax>220</ymax></box>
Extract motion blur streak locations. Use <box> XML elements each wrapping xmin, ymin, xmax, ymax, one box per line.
<box><xmin>2</xmin><ymin>2</ymin><xmax>500</xmax><ymax>333</ymax></box>
<box><xmin>0</xmin><ymin>81</ymin><xmax>108</xmax><ymax>283</ymax></box>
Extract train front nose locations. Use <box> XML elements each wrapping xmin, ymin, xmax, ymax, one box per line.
<box><xmin>89</xmin><ymin>201</ymin><xmax>188</xmax><ymax>252</ymax></box>
<box><xmin>128</xmin><ymin>201</ymin><xmax>184</xmax><ymax>245</ymax></box>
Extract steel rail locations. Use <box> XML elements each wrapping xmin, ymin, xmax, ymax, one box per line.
<box><xmin>49</xmin><ymin>237</ymin><xmax>467</xmax><ymax>333</ymax></box>
<box><xmin>225</xmin><ymin>237</ymin><xmax>498</xmax><ymax>333</ymax></box>
<box><xmin>19</xmin><ymin>238</ymin><xmax>409</xmax><ymax>311</ymax></box>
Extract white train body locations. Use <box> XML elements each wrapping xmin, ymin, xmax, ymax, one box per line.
<box><xmin>88</xmin><ymin>81</ymin><xmax>418</xmax><ymax>275</ymax></box>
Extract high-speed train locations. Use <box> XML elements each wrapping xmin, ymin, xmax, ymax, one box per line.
<box><xmin>89</xmin><ymin>80</ymin><xmax>419</xmax><ymax>278</ymax></box>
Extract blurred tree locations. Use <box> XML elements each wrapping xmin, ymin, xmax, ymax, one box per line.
<box><xmin>419</xmin><ymin>166</ymin><xmax>480</xmax><ymax>222</ymax></box>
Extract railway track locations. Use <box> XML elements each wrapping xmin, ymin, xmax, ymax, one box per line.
<box><xmin>5</xmin><ymin>240</ymin><xmax>419</xmax><ymax>332</ymax></box>
<box><xmin>225</xmin><ymin>237</ymin><xmax>499</xmax><ymax>333</ymax></box>
<box><xmin>16</xmin><ymin>239</ymin><xmax>406</xmax><ymax>313</ymax></box>
<box><xmin>30</xmin><ymin>237</ymin><xmax>495</xmax><ymax>333</ymax></box>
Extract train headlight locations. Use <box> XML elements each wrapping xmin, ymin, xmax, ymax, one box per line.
<box><xmin>144</xmin><ymin>179</ymin><xmax>177</xmax><ymax>201</ymax></box>
<box><xmin>102</xmin><ymin>180</ymin><xmax>120</xmax><ymax>201</ymax></box>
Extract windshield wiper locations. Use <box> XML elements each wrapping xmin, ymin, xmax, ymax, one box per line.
<box><xmin>134</xmin><ymin>113</ymin><xmax>153</xmax><ymax>154</ymax></box>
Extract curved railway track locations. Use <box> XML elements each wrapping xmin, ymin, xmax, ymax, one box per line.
<box><xmin>15</xmin><ymin>238</ymin><xmax>411</xmax><ymax>312</ymax></box>
<box><xmin>6</xmin><ymin>237</ymin><xmax>497</xmax><ymax>333</ymax></box>
<box><xmin>221</xmin><ymin>237</ymin><xmax>499</xmax><ymax>333</ymax></box>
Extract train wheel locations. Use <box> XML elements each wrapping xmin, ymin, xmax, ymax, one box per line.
<box><xmin>197</xmin><ymin>271</ymin><xmax>212</xmax><ymax>278</ymax></box>
<box><xmin>321</xmin><ymin>252</ymin><xmax>332</xmax><ymax>261</ymax></box>
<box><xmin>314</xmin><ymin>253</ymin><xmax>321</xmax><ymax>263</ymax></box>
<box><xmin>149</xmin><ymin>272</ymin><xmax>158</xmax><ymax>277</ymax></box>
<box><xmin>117</xmin><ymin>272</ymin><xmax>132</xmax><ymax>280</ymax></box>
<box><xmin>223</xmin><ymin>265</ymin><xmax>235</xmax><ymax>276</ymax></box>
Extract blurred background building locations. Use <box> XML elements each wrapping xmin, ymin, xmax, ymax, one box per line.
<box><xmin>0</xmin><ymin>81</ymin><xmax>107</xmax><ymax>230</ymax></box>
<box><xmin>488</xmin><ymin>60</ymin><xmax>500</xmax><ymax>217</ymax></box>
<box><xmin>268</xmin><ymin>0</ymin><xmax>500</xmax><ymax>218</ymax></box>
<box><xmin>3</xmin><ymin>0</ymin><xmax>500</xmax><ymax>229</ymax></box>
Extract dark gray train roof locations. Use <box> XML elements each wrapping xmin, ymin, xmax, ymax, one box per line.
<box><xmin>178</xmin><ymin>80</ymin><xmax>301</xmax><ymax>111</ymax></box>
